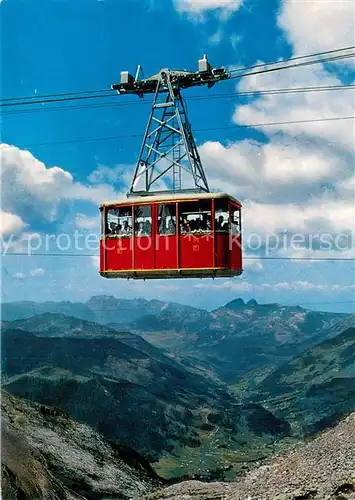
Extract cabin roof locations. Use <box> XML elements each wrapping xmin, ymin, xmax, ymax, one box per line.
<box><xmin>100</xmin><ymin>191</ymin><xmax>242</xmax><ymax>207</ymax></box>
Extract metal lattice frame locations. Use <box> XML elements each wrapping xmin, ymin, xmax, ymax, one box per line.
<box><xmin>111</xmin><ymin>56</ymin><xmax>230</xmax><ymax>197</ymax></box>
<box><xmin>129</xmin><ymin>70</ymin><xmax>209</xmax><ymax>196</ymax></box>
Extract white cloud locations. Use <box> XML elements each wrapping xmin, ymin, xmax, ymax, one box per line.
<box><xmin>242</xmin><ymin>198</ymin><xmax>354</xmax><ymax>235</ymax></box>
<box><xmin>194</xmin><ymin>280</ymin><xmax>355</xmax><ymax>293</ymax></box>
<box><xmin>0</xmin><ymin>144</ymin><xmax>119</xmax><ymax>213</ymax></box>
<box><xmin>208</xmin><ymin>28</ymin><xmax>222</xmax><ymax>45</ymax></box>
<box><xmin>196</xmin><ymin>0</ymin><xmax>355</xmax><ymax>261</ymax></box>
<box><xmin>88</xmin><ymin>164</ymin><xmax>131</xmax><ymax>187</ymax></box>
<box><xmin>0</xmin><ymin>211</ymin><xmax>25</xmax><ymax>236</ymax></box>
<box><xmin>0</xmin><ymin>144</ymin><xmax>121</xmax><ymax>237</ymax></box>
<box><xmin>277</xmin><ymin>0</ymin><xmax>355</xmax><ymax>56</ymax></box>
<box><xmin>75</xmin><ymin>214</ymin><xmax>100</xmax><ymax>230</ymax></box>
<box><xmin>233</xmin><ymin>65</ymin><xmax>355</xmax><ymax>152</ymax></box>
<box><xmin>275</xmin><ymin>247</ymin><xmax>355</xmax><ymax>262</ymax></box>
<box><xmin>337</xmin><ymin>174</ymin><xmax>355</xmax><ymax>200</ymax></box>
<box><xmin>13</xmin><ymin>272</ymin><xmax>25</xmax><ymax>279</ymax></box>
<box><xmin>174</xmin><ymin>0</ymin><xmax>242</xmax><ymax>15</ymax></box>
<box><xmin>30</xmin><ymin>268</ymin><xmax>45</xmax><ymax>277</ymax></box>
<box><xmin>230</xmin><ymin>33</ymin><xmax>242</xmax><ymax>49</ymax></box>
<box><xmin>242</xmin><ymin>255</ymin><xmax>263</xmax><ymax>272</ymax></box>
<box><xmin>91</xmin><ymin>256</ymin><xmax>100</xmax><ymax>269</ymax></box>
<box><xmin>201</xmin><ymin>137</ymin><xmax>351</xmax><ymax>200</ymax></box>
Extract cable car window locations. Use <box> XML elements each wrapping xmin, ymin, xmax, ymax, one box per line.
<box><xmin>215</xmin><ymin>199</ymin><xmax>229</xmax><ymax>233</ymax></box>
<box><xmin>179</xmin><ymin>200</ymin><xmax>211</xmax><ymax>234</ymax></box>
<box><xmin>158</xmin><ymin>204</ymin><xmax>176</xmax><ymax>235</ymax></box>
<box><xmin>231</xmin><ymin>207</ymin><xmax>241</xmax><ymax>236</ymax></box>
<box><xmin>134</xmin><ymin>205</ymin><xmax>152</xmax><ymax>237</ymax></box>
<box><xmin>106</xmin><ymin>207</ymin><xmax>132</xmax><ymax>237</ymax></box>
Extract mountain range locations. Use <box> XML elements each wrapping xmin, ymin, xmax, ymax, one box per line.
<box><xmin>2</xmin><ymin>312</ymin><xmax>292</xmax><ymax>478</ymax></box>
<box><xmin>2</xmin><ymin>295</ymin><xmax>354</xmax><ymax>480</ymax></box>
<box><xmin>1</xmin><ymin>295</ymin><xmax>347</xmax><ymax>385</ymax></box>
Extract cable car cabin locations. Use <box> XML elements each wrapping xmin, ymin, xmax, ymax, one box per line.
<box><xmin>99</xmin><ymin>193</ymin><xmax>242</xmax><ymax>279</ymax></box>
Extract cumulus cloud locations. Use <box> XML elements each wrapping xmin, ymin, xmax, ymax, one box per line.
<box><xmin>197</xmin><ymin>0</ymin><xmax>355</xmax><ymax>260</ymax></box>
<box><xmin>201</xmin><ymin>137</ymin><xmax>351</xmax><ymax>202</ymax></box>
<box><xmin>234</xmin><ymin>65</ymin><xmax>355</xmax><ymax>151</ymax></box>
<box><xmin>0</xmin><ymin>144</ymin><xmax>120</xmax><ymax>237</ymax></box>
<box><xmin>242</xmin><ymin>198</ymin><xmax>354</xmax><ymax>235</ymax></box>
<box><xmin>277</xmin><ymin>0</ymin><xmax>355</xmax><ymax>56</ymax></box>
<box><xmin>87</xmin><ymin>163</ymin><xmax>131</xmax><ymax>188</ymax></box>
<box><xmin>0</xmin><ymin>211</ymin><xmax>26</xmax><ymax>236</ymax></box>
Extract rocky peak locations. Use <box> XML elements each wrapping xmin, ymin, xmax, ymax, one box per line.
<box><xmin>224</xmin><ymin>298</ymin><xmax>246</xmax><ymax>310</ymax></box>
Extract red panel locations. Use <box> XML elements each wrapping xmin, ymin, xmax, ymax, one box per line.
<box><xmin>134</xmin><ymin>236</ymin><xmax>155</xmax><ymax>270</ymax></box>
<box><xmin>229</xmin><ymin>234</ymin><xmax>242</xmax><ymax>270</ymax></box>
<box><xmin>100</xmin><ymin>239</ymin><xmax>105</xmax><ymax>273</ymax></box>
<box><xmin>215</xmin><ymin>234</ymin><xmax>229</xmax><ymax>268</ymax></box>
<box><xmin>179</xmin><ymin>234</ymin><xmax>214</xmax><ymax>269</ymax></box>
<box><xmin>155</xmin><ymin>235</ymin><xmax>177</xmax><ymax>269</ymax></box>
<box><xmin>104</xmin><ymin>237</ymin><xmax>133</xmax><ymax>271</ymax></box>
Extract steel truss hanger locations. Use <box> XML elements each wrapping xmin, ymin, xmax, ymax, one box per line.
<box><xmin>111</xmin><ymin>55</ymin><xmax>230</xmax><ymax>197</ymax></box>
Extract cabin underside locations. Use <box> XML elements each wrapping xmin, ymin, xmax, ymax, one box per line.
<box><xmin>100</xmin><ymin>268</ymin><xmax>243</xmax><ymax>279</ymax></box>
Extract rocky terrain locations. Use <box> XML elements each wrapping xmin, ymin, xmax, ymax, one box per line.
<box><xmin>144</xmin><ymin>410</ymin><xmax>355</xmax><ymax>499</ymax></box>
<box><xmin>1</xmin><ymin>391</ymin><xmax>161</xmax><ymax>500</ymax></box>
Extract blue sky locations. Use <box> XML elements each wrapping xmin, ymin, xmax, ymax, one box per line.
<box><xmin>1</xmin><ymin>0</ymin><xmax>354</xmax><ymax>312</ymax></box>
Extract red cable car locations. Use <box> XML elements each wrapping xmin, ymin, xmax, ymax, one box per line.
<box><xmin>100</xmin><ymin>192</ymin><xmax>242</xmax><ymax>279</ymax></box>
<box><xmin>99</xmin><ymin>56</ymin><xmax>243</xmax><ymax>280</ymax></box>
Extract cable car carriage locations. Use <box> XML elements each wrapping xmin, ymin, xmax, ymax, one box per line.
<box><xmin>100</xmin><ymin>192</ymin><xmax>241</xmax><ymax>279</ymax></box>
<box><xmin>99</xmin><ymin>55</ymin><xmax>243</xmax><ymax>280</ymax></box>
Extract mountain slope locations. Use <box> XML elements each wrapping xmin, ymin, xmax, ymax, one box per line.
<box><xmin>144</xmin><ymin>410</ymin><xmax>355</xmax><ymax>500</ymax></box>
<box><xmin>250</xmin><ymin>314</ymin><xmax>355</xmax><ymax>435</ymax></box>
<box><xmin>3</xmin><ymin>312</ymin><xmax>180</xmax><ymax>367</ymax></box>
<box><xmin>1</xmin><ymin>391</ymin><xmax>161</xmax><ymax>500</ymax></box>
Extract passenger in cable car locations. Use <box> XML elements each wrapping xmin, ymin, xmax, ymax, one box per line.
<box><xmin>109</xmin><ymin>221</ymin><xmax>121</xmax><ymax>235</ymax></box>
<box><xmin>144</xmin><ymin>220</ymin><xmax>151</xmax><ymax>235</ymax></box>
<box><xmin>215</xmin><ymin>215</ymin><xmax>225</xmax><ymax>231</ymax></box>
<box><xmin>167</xmin><ymin>219</ymin><xmax>176</xmax><ymax>235</ymax></box>
<box><xmin>190</xmin><ymin>219</ymin><xmax>197</xmax><ymax>232</ymax></box>
<box><xmin>181</xmin><ymin>217</ymin><xmax>190</xmax><ymax>233</ymax></box>
<box><xmin>205</xmin><ymin>214</ymin><xmax>212</xmax><ymax>231</ymax></box>
<box><xmin>136</xmin><ymin>221</ymin><xmax>145</xmax><ymax>237</ymax></box>
<box><xmin>121</xmin><ymin>220</ymin><xmax>131</xmax><ymax>236</ymax></box>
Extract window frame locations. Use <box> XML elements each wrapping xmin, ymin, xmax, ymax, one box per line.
<box><xmin>157</xmin><ymin>203</ymin><xmax>177</xmax><ymax>236</ymax></box>
<box><xmin>179</xmin><ymin>199</ymin><xmax>212</xmax><ymax>235</ymax></box>
<box><xmin>214</xmin><ymin>198</ymin><xmax>230</xmax><ymax>234</ymax></box>
<box><xmin>230</xmin><ymin>203</ymin><xmax>241</xmax><ymax>236</ymax></box>
<box><xmin>134</xmin><ymin>204</ymin><xmax>152</xmax><ymax>238</ymax></box>
<box><xmin>106</xmin><ymin>205</ymin><xmax>133</xmax><ymax>238</ymax></box>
